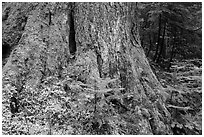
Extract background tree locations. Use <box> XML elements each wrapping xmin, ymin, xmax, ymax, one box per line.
<box><xmin>138</xmin><ymin>2</ymin><xmax>202</xmax><ymax>70</ymax></box>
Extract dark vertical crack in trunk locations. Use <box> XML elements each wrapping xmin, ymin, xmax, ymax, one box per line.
<box><xmin>69</xmin><ymin>3</ymin><xmax>77</xmax><ymax>56</ymax></box>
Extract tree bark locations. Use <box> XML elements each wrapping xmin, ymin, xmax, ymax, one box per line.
<box><xmin>2</xmin><ymin>2</ymin><xmax>173</xmax><ymax>135</ymax></box>
<box><xmin>75</xmin><ymin>2</ymin><xmax>172</xmax><ymax>134</ymax></box>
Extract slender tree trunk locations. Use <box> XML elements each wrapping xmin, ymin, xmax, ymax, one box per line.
<box><xmin>161</xmin><ymin>24</ymin><xmax>167</xmax><ymax>59</ymax></box>
<box><xmin>153</xmin><ymin>14</ymin><xmax>162</xmax><ymax>62</ymax></box>
<box><xmin>162</xmin><ymin>37</ymin><xmax>167</xmax><ymax>58</ymax></box>
<box><xmin>156</xmin><ymin>22</ymin><xmax>166</xmax><ymax>63</ymax></box>
<box><xmin>147</xmin><ymin>34</ymin><xmax>152</xmax><ymax>57</ymax></box>
<box><xmin>167</xmin><ymin>42</ymin><xmax>176</xmax><ymax>71</ymax></box>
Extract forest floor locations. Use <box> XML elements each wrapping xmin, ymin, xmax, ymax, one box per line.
<box><xmin>150</xmin><ymin>59</ymin><xmax>202</xmax><ymax>135</ymax></box>
<box><xmin>2</xmin><ymin>59</ymin><xmax>202</xmax><ymax>135</ymax></box>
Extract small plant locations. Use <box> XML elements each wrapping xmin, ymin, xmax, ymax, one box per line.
<box><xmin>79</xmin><ymin>76</ymin><xmax>124</xmax><ymax>134</ymax></box>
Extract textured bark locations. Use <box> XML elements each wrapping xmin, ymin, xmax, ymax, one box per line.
<box><xmin>75</xmin><ymin>3</ymin><xmax>172</xmax><ymax>134</ymax></box>
<box><xmin>2</xmin><ymin>2</ymin><xmax>173</xmax><ymax>135</ymax></box>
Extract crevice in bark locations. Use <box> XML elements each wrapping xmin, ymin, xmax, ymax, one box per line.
<box><xmin>95</xmin><ymin>49</ymin><xmax>103</xmax><ymax>78</ymax></box>
<box><xmin>47</xmin><ymin>10</ymin><xmax>54</xmax><ymax>26</ymax></box>
<box><xmin>2</xmin><ymin>41</ymin><xmax>12</xmax><ymax>61</ymax></box>
<box><xmin>2</xmin><ymin>7</ymin><xmax>10</xmax><ymax>21</ymax></box>
<box><xmin>3</xmin><ymin>11</ymin><xmax>29</xmax><ymax>67</ymax></box>
<box><xmin>148</xmin><ymin>117</ymin><xmax>156</xmax><ymax>134</ymax></box>
<box><xmin>69</xmin><ymin>3</ymin><xmax>77</xmax><ymax>56</ymax></box>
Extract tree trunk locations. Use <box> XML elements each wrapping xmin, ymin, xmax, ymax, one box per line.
<box><xmin>147</xmin><ymin>34</ymin><xmax>152</xmax><ymax>57</ymax></box>
<box><xmin>153</xmin><ymin>14</ymin><xmax>162</xmax><ymax>62</ymax></box>
<box><xmin>167</xmin><ymin>43</ymin><xmax>175</xmax><ymax>71</ymax></box>
<box><xmin>75</xmin><ymin>3</ymin><xmax>172</xmax><ymax>134</ymax></box>
<box><xmin>156</xmin><ymin>22</ymin><xmax>166</xmax><ymax>63</ymax></box>
<box><xmin>2</xmin><ymin>2</ymin><xmax>172</xmax><ymax>135</ymax></box>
